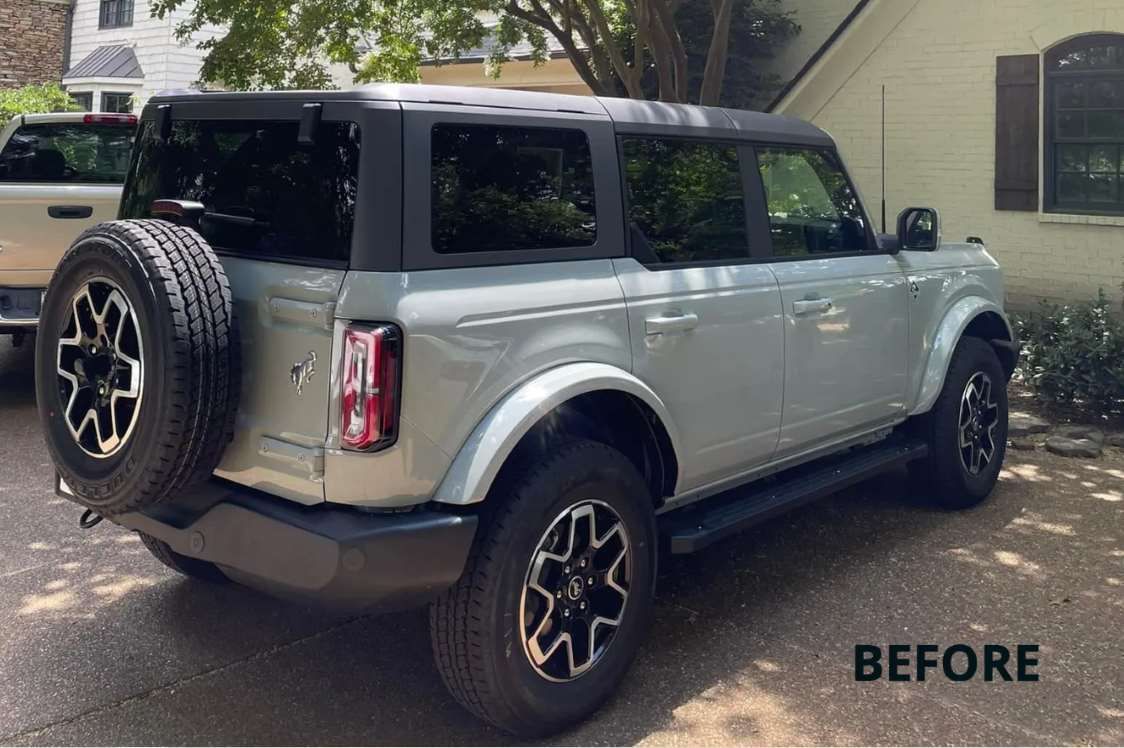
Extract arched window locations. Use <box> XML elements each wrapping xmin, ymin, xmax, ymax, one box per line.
<box><xmin>1045</xmin><ymin>34</ymin><xmax>1124</xmax><ymax>214</ymax></box>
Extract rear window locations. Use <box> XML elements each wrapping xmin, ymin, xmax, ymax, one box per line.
<box><xmin>431</xmin><ymin>124</ymin><xmax>597</xmax><ymax>253</ymax></box>
<box><xmin>0</xmin><ymin>122</ymin><xmax>133</xmax><ymax>183</ymax></box>
<box><xmin>120</xmin><ymin>119</ymin><xmax>360</xmax><ymax>264</ymax></box>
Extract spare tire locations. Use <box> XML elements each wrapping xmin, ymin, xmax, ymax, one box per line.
<box><xmin>35</xmin><ymin>220</ymin><xmax>240</xmax><ymax>515</ymax></box>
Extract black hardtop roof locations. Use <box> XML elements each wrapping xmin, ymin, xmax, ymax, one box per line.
<box><xmin>146</xmin><ymin>83</ymin><xmax>835</xmax><ymax>147</ymax></box>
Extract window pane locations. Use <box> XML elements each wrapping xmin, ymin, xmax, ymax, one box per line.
<box><xmin>622</xmin><ymin>137</ymin><xmax>747</xmax><ymax>265</ymax></box>
<box><xmin>431</xmin><ymin>124</ymin><xmax>596</xmax><ymax>254</ymax></box>
<box><xmin>101</xmin><ymin>93</ymin><xmax>132</xmax><ymax>113</ymax></box>
<box><xmin>1090</xmin><ymin>145</ymin><xmax>1117</xmax><ymax>172</ymax></box>
<box><xmin>1058</xmin><ymin>111</ymin><xmax>1085</xmax><ymax>138</ymax></box>
<box><xmin>0</xmin><ymin>123</ymin><xmax>133</xmax><ymax>183</ymax></box>
<box><xmin>1058</xmin><ymin>81</ymin><xmax>1086</xmax><ymax>108</ymax></box>
<box><xmin>1089</xmin><ymin>80</ymin><xmax>1124</xmax><ymax>107</ymax></box>
<box><xmin>757</xmin><ymin>148</ymin><xmax>869</xmax><ymax>257</ymax></box>
<box><xmin>1087</xmin><ymin>110</ymin><xmax>1124</xmax><ymax>138</ymax></box>
<box><xmin>120</xmin><ymin>120</ymin><xmax>360</xmax><ymax>263</ymax></box>
<box><xmin>1089</xmin><ymin>174</ymin><xmax>1118</xmax><ymax>202</ymax></box>
<box><xmin>1057</xmin><ymin>172</ymin><xmax>1089</xmax><ymax>202</ymax></box>
<box><xmin>1058</xmin><ymin>144</ymin><xmax>1087</xmax><ymax>171</ymax></box>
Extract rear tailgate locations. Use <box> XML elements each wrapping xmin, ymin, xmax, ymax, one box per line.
<box><xmin>213</xmin><ymin>257</ymin><xmax>342</xmax><ymax>504</ymax></box>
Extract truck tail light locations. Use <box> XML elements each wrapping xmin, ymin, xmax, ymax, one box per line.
<box><xmin>83</xmin><ymin>113</ymin><xmax>137</xmax><ymax>126</ymax></box>
<box><xmin>340</xmin><ymin>324</ymin><xmax>401</xmax><ymax>451</ymax></box>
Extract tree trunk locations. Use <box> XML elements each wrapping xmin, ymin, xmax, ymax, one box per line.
<box><xmin>699</xmin><ymin>0</ymin><xmax>733</xmax><ymax>106</ymax></box>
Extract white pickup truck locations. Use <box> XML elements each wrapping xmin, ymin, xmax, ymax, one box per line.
<box><xmin>0</xmin><ymin>112</ymin><xmax>134</xmax><ymax>344</ymax></box>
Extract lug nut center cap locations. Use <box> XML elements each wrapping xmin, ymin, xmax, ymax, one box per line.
<box><xmin>567</xmin><ymin>576</ymin><xmax>585</xmax><ymax>601</ymax></box>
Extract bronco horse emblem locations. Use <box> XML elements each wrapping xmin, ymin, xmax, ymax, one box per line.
<box><xmin>290</xmin><ymin>351</ymin><xmax>317</xmax><ymax>395</ymax></box>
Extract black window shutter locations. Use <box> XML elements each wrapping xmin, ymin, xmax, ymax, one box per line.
<box><xmin>995</xmin><ymin>54</ymin><xmax>1040</xmax><ymax>211</ymax></box>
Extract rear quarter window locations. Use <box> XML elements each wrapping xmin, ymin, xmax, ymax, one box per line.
<box><xmin>430</xmin><ymin>124</ymin><xmax>597</xmax><ymax>253</ymax></box>
<box><xmin>0</xmin><ymin>122</ymin><xmax>133</xmax><ymax>183</ymax></box>
<box><xmin>120</xmin><ymin>119</ymin><xmax>360</xmax><ymax>264</ymax></box>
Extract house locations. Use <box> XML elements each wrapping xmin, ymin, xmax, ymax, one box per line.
<box><xmin>61</xmin><ymin>0</ymin><xmax>220</xmax><ymax>112</ymax></box>
<box><xmin>0</xmin><ymin>0</ymin><xmax>71</xmax><ymax>90</ymax></box>
<box><xmin>770</xmin><ymin>0</ymin><xmax>1124</xmax><ymax>308</ymax></box>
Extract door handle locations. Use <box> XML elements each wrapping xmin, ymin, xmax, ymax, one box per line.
<box><xmin>645</xmin><ymin>312</ymin><xmax>699</xmax><ymax>336</ymax></box>
<box><xmin>48</xmin><ymin>205</ymin><xmax>93</xmax><ymax>219</ymax></box>
<box><xmin>792</xmin><ymin>298</ymin><xmax>833</xmax><ymax>316</ymax></box>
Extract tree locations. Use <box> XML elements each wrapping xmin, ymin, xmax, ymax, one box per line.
<box><xmin>154</xmin><ymin>0</ymin><xmax>798</xmax><ymax>107</ymax></box>
<box><xmin>0</xmin><ymin>83</ymin><xmax>80</xmax><ymax>121</ymax></box>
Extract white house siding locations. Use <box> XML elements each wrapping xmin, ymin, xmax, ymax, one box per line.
<box><xmin>775</xmin><ymin>0</ymin><xmax>1124</xmax><ymax>307</ymax></box>
<box><xmin>65</xmin><ymin>0</ymin><xmax>222</xmax><ymax>111</ymax></box>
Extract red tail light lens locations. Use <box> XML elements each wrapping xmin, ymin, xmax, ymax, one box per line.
<box><xmin>340</xmin><ymin>324</ymin><xmax>401</xmax><ymax>451</ymax></box>
<box><xmin>82</xmin><ymin>113</ymin><xmax>138</xmax><ymax>126</ymax></box>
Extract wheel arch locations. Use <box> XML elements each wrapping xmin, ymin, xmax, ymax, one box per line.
<box><xmin>431</xmin><ymin>363</ymin><xmax>682</xmax><ymax>507</ymax></box>
<box><xmin>911</xmin><ymin>296</ymin><xmax>1016</xmax><ymax>416</ymax></box>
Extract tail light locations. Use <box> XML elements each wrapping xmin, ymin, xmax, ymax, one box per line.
<box><xmin>83</xmin><ymin>113</ymin><xmax>137</xmax><ymax>126</ymax></box>
<box><xmin>340</xmin><ymin>324</ymin><xmax>401</xmax><ymax>451</ymax></box>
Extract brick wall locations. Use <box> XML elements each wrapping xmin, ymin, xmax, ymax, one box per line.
<box><xmin>778</xmin><ymin>0</ymin><xmax>1124</xmax><ymax>307</ymax></box>
<box><xmin>0</xmin><ymin>0</ymin><xmax>70</xmax><ymax>90</ymax></box>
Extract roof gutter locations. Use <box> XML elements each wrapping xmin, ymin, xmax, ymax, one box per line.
<box><xmin>766</xmin><ymin>0</ymin><xmax>872</xmax><ymax>113</ymax></box>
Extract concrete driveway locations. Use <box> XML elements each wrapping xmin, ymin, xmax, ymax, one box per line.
<box><xmin>0</xmin><ymin>339</ymin><xmax>1121</xmax><ymax>746</ymax></box>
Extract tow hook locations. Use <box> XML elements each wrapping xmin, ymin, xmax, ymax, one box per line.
<box><xmin>78</xmin><ymin>509</ymin><xmax>103</xmax><ymax>529</ymax></box>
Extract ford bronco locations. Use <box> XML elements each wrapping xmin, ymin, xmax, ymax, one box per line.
<box><xmin>0</xmin><ymin>112</ymin><xmax>135</xmax><ymax>345</ymax></box>
<box><xmin>36</xmin><ymin>85</ymin><xmax>1017</xmax><ymax>736</ymax></box>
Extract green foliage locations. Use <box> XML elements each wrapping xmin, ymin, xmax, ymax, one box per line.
<box><xmin>153</xmin><ymin>0</ymin><xmax>799</xmax><ymax>106</ymax></box>
<box><xmin>0</xmin><ymin>84</ymin><xmax>80</xmax><ymax>121</ymax></box>
<box><xmin>1014</xmin><ymin>290</ymin><xmax>1124</xmax><ymax>418</ymax></box>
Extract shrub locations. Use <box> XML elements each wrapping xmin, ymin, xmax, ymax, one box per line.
<box><xmin>0</xmin><ymin>83</ymin><xmax>80</xmax><ymax>122</ymax></box>
<box><xmin>1013</xmin><ymin>289</ymin><xmax>1124</xmax><ymax>419</ymax></box>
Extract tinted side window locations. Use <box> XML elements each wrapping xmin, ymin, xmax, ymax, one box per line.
<box><xmin>0</xmin><ymin>123</ymin><xmax>133</xmax><ymax>183</ymax></box>
<box><xmin>756</xmin><ymin>148</ymin><xmax>870</xmax><ymax>257</ymax></box>
<box><xmin>431</xmin><ymin>124</ymin><xmax>597</xmax><ymax>253</ymax></box>
<box><xmin>622</xmin><ymin>137</ymin><xmax>748</xmax><ymax>265</ymax></box>
<box><xmin>120</xmin><ymin>119</ymin><xmax>360</xmax><ymax>263</ymax></box>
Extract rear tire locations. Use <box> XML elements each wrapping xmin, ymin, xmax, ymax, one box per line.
<box><xmin>430</xmin><ymin>440</ymin><xmax>656</xmax><ymax>737</ymax></box>
<box><xmin>139</xmin><ymin>532</ymin><xmax>228</xmax><ymax>583</ymax></box>
<box><xmin>912</xmin><ymin>337</ymin><xmax>1008</xmax><ymax>509</ymax></box>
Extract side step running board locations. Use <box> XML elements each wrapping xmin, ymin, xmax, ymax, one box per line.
<box><xmin>660</xmin><ymin>438</ymin><xmax>929</xmax><ymax>554</ymax></box>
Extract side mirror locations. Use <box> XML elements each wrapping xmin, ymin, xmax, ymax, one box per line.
<box><xmin>896</xmin><ymin>207</ymin><xmax>941</xmax><ymax>251</ymax></box>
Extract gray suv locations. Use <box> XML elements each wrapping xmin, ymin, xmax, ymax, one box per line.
<box><xmin>36</xmin><ymin>84</ymin><xmax>1017</xmax><ymax>736</ymax></box>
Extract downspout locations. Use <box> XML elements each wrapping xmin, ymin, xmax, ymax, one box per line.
<box><xmin>61</xmin><ymin>0</ymin><xmax>77</xmax><ymax>79</ymax></box>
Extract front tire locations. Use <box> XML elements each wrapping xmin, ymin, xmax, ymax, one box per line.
<box><xmin>913</xmin><ymin>337</ymin><xmax>1008</xmax><ymax>509</ymax></box>
<box><xmin>430</xmin><ymin>440</ymin><xmax>656</xmax><ymax>737</ymax></box>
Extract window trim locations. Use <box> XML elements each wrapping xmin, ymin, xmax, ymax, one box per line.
<box><xmin>618</xmin><ymin>133</ymin><xmax>760</xmax><ymax>270</ymax></box>
<box><xmin>1043</xmin><ymin>33</ymin><xmax>1124</xmax><ymax>216</ymax></box>
<box><xmin>750</xmin><ymin>143</ymin><xmax>883</xmax><ymax>262</ymax></box>
<box><xmin>400</xmin><ymin>104</ymin><xmax>624</xmax><ymax>271</ymax></box>
<box><xmin>99</xmin><ymin>0</ymin><xmax>134</xmax><ymax>29</ymax></box>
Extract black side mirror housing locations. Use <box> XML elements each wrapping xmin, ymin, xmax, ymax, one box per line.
<box><xmin>897</xmin><ymin>207</ymin><xmax>941</xmax><ymax>251</ymax></box>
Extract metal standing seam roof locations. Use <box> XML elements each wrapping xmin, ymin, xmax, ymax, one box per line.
<box><xmin>63</xmin><ymin>45</ymin><xmax>144</xmax><ymax>80</ymax></box>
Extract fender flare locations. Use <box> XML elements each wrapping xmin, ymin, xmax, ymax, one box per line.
<box><xmin>431</xmin><ymin>362</ymin><xmax>683</xmax><ymax>506</ymax></box>
<box><xmin>910</xmin><ymin>296</ymin><xmax>1014</xmax><ymax>416</ymax></box>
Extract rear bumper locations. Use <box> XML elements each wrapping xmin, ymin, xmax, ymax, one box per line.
<box><xmin>62</xmin><ymin>477</ymin><xmax>477</xmax><ymax>609</ymax></box>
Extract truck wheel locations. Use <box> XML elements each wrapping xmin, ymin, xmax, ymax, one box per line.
<box><xmin>430</xmin><ymin>440</ymin><xmax>656</xmax><ymax>737</ymax></box>
<box><xmin>913</xmin><ymin>337</ymin><xmax>1008</xmax><ymax>509</ymax></box>
<box><xmin>138</xmin><ymin>532</ymin><xmax>228</xmax><ymax>583</ymax></box>
<box><xmin>35</xmin><ymin>220</ymin><xmax>239</xmax><ymax>516</ymax></box>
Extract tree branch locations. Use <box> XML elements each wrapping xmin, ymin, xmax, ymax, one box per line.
<box><xmin>699</xmin><ymin>0</ymin><xmax>733</xmax><ymax>105</ymax></box>
<box><xmin>583</xmin><ymin>0</ymin><xmax>642</xmax><ymax>97</ymax></box>
<box><xmin>505</xmin><ymin>0</ymin><xmax>608</xmax><ymax>95</ymax></box>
